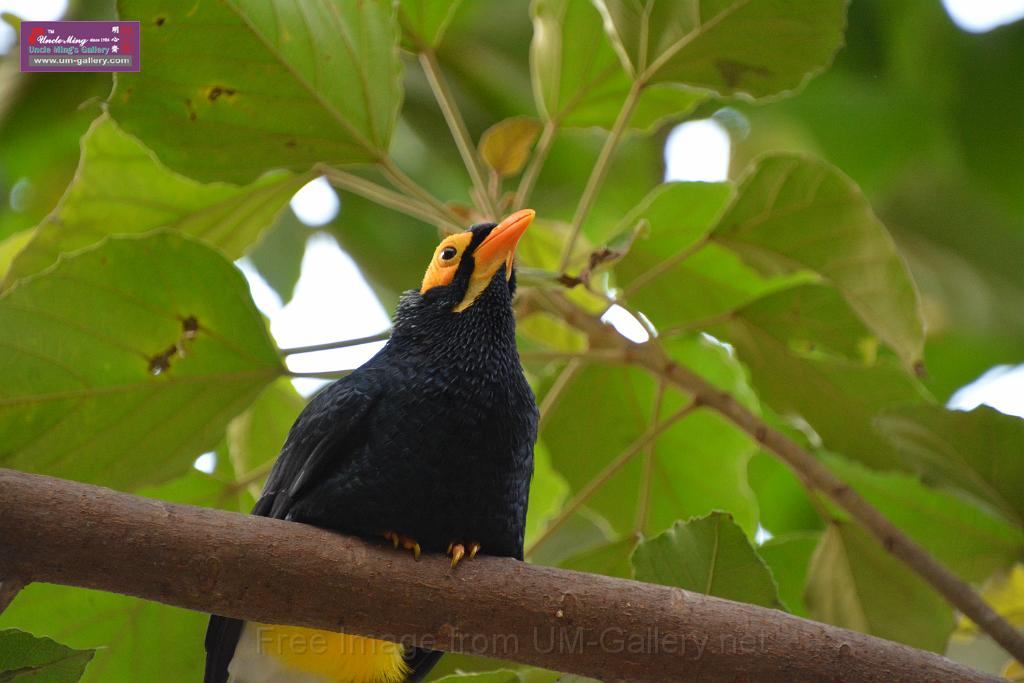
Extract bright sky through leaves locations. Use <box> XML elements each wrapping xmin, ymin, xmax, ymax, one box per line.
<box><xmin>943</xmin><ymin>0</ymin><xmax>1024</xmax><ymax>32</ymax></box>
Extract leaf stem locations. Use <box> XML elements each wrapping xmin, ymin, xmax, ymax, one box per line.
<box><xmin>514</xmin><ymin>119</ymin><xmax>558</xmax><ymax>209</ymax></box>
<box><xmin>634</xmin><ymin>382</ymin><xmax>666</xmax><ymax>535</ymax></box>
<box><xmin>377</xmin><ymin>156</ymin><xmax>465</xmax><ymax>229</ymax></box>
<box><xmin>558</xmin><ymin>80</ymin><xmax>643</xmax><ymax>272</ymax></box>
<box><xmin>286</xmin><ymin>369</ymin><xmax>353</xmax><ymax>380</ymax></box>
<box><xmin>279</xmin><ymin>331</ymin><xmax>391</xmax><ymax>356</ymax></box>
<box><xmin>223</xmin><ymin>459</ymin><xmax>277</xmax><ymax>497</ymax></box>
<box><xmin>620</xmin><ymin>235</ymin><xmax>710</xmax><ymax>298</ymax></box>
<box><xmin>525</xmin><ymin>398</ymin><xmax>698</xmax><ymax>558</ymax></box>
<box><xmin>320</xmin><ymin>166</ymin><xmax>457</xmax><ymax>231</ymax></box>
<box><xmin>537</xmin><ymin>358</ymin><xmax>583</xmax><ymax>431</ymax></box>
<box><xmin>519</xmin><ymin>349</ymin><xmax>627</xmax><ymax>364</ymax></box>
<box><xmin>418</xmin><ymin>48</ymin><xmax>500</xmax><ymax>220</ymax></box>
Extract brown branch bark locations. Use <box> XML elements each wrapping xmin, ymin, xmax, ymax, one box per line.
<box><xmin>537</xmin><ymin>290</ymin><xmax>1024</xmax><ymax>666</ymax></box>
<box><xmin>0</xmin><ymin>576</ymin><xmax>24</xmax><ymax>614</ymax></box>
<box><xmin>0</xmin><ymin>469</ymin><xmax>998</xmax><ymax>683</ymax></box>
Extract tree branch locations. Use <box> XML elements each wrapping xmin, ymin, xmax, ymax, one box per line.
<box><xmin>537</xmin><ymin>291</ymin><xmax>1024</xmax><ymax>666</ymax></box>
<box><xmin>0</xmin><ymin>576</ymin><xmax>24</xmax><ymax>614</ymax></box>
<box><xmin>0</xmin><ymin>469</ymin><xmax>997</xmax><ymax>683</ymax></box>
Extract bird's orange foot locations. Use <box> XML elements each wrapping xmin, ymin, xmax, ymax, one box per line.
<box><xmin>383</xmin><ymin>531</ymin><xmax>421</xmax><ymax>560</ymax></box>
<box><xmin>447</xmin><ymin>542</ymin><xmax>480</xmax><ymax>570</ymax></box>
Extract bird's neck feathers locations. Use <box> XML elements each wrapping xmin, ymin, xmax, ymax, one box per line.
<box><xmin>390</xmin><ymin>270</ymin><xmax>518</xmax><ymax>360</ymax></box>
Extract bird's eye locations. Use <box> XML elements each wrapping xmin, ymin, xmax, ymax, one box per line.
<box><xmin>440</xmin><ymin>246</ymin><xmax>458</xmax><ymax>261</ymax></box>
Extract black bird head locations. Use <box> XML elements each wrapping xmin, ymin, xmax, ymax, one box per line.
<box><xmin>391</xmin><ymin>209</ymin><xmax>534</xmax><ymax>352</ymax></box>
<box><xmin>417</xmin><ymin>208</ymin><xmax>534</xmax><ymax>313</ymax></box>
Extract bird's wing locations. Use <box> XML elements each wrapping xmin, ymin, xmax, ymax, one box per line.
<box><xmin>203</xmin><ymin>372</ymin><xmax>380</xmax><ymax>683</ymax></box>
<box><xmin>262</xmin><ymin>376</ymin><xmax>379</xmax><ymax>520</ymax></box>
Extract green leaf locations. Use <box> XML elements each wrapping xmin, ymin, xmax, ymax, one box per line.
<box><xmin>0</xmin><ymin>233</ymin><xmax>282</xmax><ymax>490</ymax></box>
<box><xmin>747</xmin><ymin>450</ymin><xmax>823</xmax><ymax>536</ymax></box>
<box><xmin>528</xmin><ymin>508</ymin><xmax>617</xmax><ymax>568</ymax></box>
<box><xmin>524</xmin><ymin>441</ymin><xmax>570</xmax><ymax>547</ymax></box>
<box><xmin>0</xmin><ymin>629</ymin><xmax>94</xmax><ymax>683</ymax></box>
<box><xmin>662</xmin><ymin>333</ymin><xmax>760</xmax><ymax>411</ymax></box>
<box><xmin>609</xmin><ymin>181</ymin><xmax>733</xmax><ymax>251</ymax></box>
<box><xmin>560</xmin><ymin>536</ymin><xmax>637</xmax><ymax>579</ymax></box>
<box><xmin>479</xmin><ymin>117</ymin><xmax>542</xmax><ymax>177</ymax></box>
<box><xmin>875</xmin><ymin>406</ymin><xmax>1024</xmax><ymax>528</ymax></box>
<box><xmin>542</xmin><ymin>362</ymin><xmax>759</xmax><ymax>539</ymax></box>
<box><xmin>530</xmin><ymin>0</ymin><xmax>704</xmax><ymax>130</ymax></box>
<box><xmin>592</xmin><ymin>0</ymin><xmax>847</xmax><ymax>98</ymax></box>
<box><xmin>805</xmin><ymin>522</ymin><xmax>954</xmax><ymax>652</ymax></box>
<box><xmin>821</xmin><ymin>452</ymin><xmax>1024</xmax><ymax>582</ymax></box>
<box><xmin>713</xmin><ymin>154</ymin><xmax>924</xmax><ymax>366</ymax></box>
<box><xmin>0</xmin><ymin>12</ymin><xmax>21</xmax><ymax>34</ymax></box>
<box><xmin>758</xmin><ymin>532</ymin><xmax>819</xmax><ymax>617</ymax></box>
<box><xmin>397</xmin><ymin>0</ymin><xmax>463</xmax><ymax>48</ymax></box>
<box><xmin>247</xmin><ymin>209</ymin><xmax>310</xmax><ymax>307</ymax></box>
<box><xmin>0</xmin><ymin>587</ymin><xmax>205</xmax><ymax>683</ymax></box>
<box><xmin>632</xmin><ymin>513</ymin><xmax>783</xmax><ymax>608</ymax></box>
<box><xmin>613</xmin><ymin>181</ymin><xmax>803</xmax><ymax>331</ymax></box>
<box><xmin>4</xmin><ymin>116</ymin><xmax>311</xmax><ymax>289</ymax></box>
<box><xmin>516</xmin><ymin>312</ymin><xmax>588</xmax><ymax>353</ymax></box>
<box><xmin>717</xmin><ymin>285</ymin><xmax>929</xmax><ymax>470</ymax></box>
<box><xmin>110</xmin><ymin>0</ymin><xmax>403</xmax><ymax>183</ymax></box>
<box><xmin>0</xmin><ymin>229</ymin><xmax>34</xmax><ymax>282</ymax></box>
<box><xmin>0</xmin><ymin>65</ymin><xmax>110</xmax><ymax>240</ymax></box>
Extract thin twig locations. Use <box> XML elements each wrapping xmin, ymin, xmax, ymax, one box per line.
<box><xmin>541</xmin><ymin>291</ymin><xmax>1024</xmax><ymax>665</ymax></box>
<box><xmin>418</xmin><ymin>49</ymin><xmax>500</xmax><ymax>220</ymax></box>
<box><xmin>559</xmin><ymin>80</ymin><xmax>643</xmax><ymax>272</ymax></box>
<box><xmin>526</xmin><ymin>399</ymin><xmax>699</xmax><ymax>558</ymax></box>
<box><xmin>513</xmin><ymin>119</ymin><xmax>557</xmax><ymax>209</ymax></box>
<box><xmin>279</xmin><ymin>331</ymin><xmax>391</xmax><ymax>356</ymax></box>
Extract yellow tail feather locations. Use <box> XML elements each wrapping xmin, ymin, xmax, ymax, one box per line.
<box><xmin>229</xmin><ymin>622</ymin><xmax>409</xmax><ymax>683</ymax></box>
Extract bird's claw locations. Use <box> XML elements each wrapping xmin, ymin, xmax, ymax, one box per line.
<box><xmin>383</xmin><ymin>531</ymin><xmax>421</xmax><ymax>560</ymax></box>
<box><xmin>447</xmin><ymin>542</ymin><xmax>480</xmax><ymax>570</ymax></box>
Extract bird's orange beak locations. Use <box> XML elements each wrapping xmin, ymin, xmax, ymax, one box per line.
<box><xmin>473</xmin><ymin>209</ymin><xmax>535</xmax><ymax>281</ymax></box>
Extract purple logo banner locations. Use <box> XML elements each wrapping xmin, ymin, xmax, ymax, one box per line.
<box><xmin>20</xmin><ymin>21</ymin><xmax>140</xmax><ymax>73</ymax></box>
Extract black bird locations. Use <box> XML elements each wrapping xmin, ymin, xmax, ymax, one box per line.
<box><xmin>205</xmin><ymin>209</ymin><xmax>539</xmax><ymax>683</ymax></box>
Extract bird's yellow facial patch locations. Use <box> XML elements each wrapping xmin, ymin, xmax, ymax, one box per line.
<box><xmin>420</xmin><ymin>210</ymin><xmax>535</xmax><ymax>313</ymax></box>
<box><xmin>420</xmin><ymin>232</ymin><xmax>473</xmax><ymax>294</ymax></box>
<box><xmin>247</xmin><ymin>623</ymin><xmax>409</xmax><ymax>683</ymax></box>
